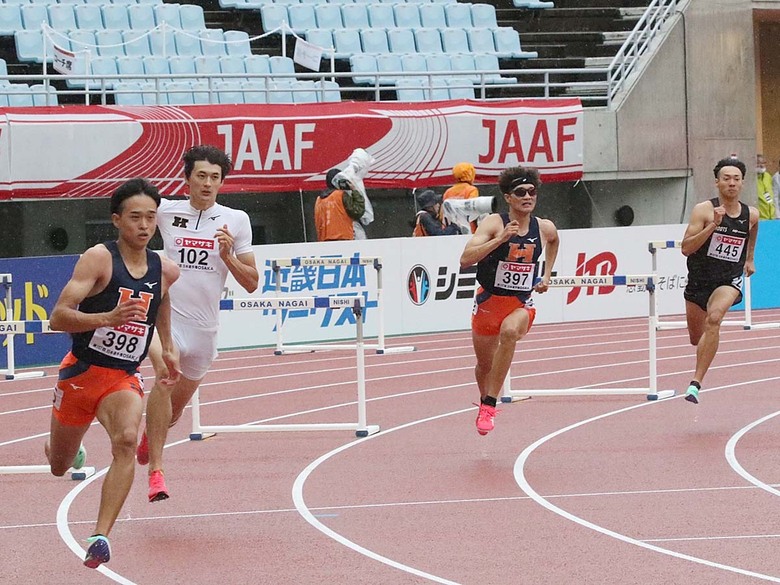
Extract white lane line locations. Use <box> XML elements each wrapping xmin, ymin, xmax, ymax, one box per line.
<box><xmin>292</xmin><ymin>407</ymin><xmax>476</xmax><ymax>585</ymax></box>
<box><xmin>725</xmin><ymin>410</ymin><xmax>780</xmax><ymax>498</ymax></box>
<box><xmin>514</xmin><ymin>377</ymin><xmax>780</xmax><ymax>583</ymax></box>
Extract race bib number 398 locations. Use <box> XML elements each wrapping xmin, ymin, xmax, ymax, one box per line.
<box><xmin>88</xmin><ymin>322</ymin><xmax>149</xmax><ymax>362</ymax></box>
<box><xmin>494</xmin><ymin>262</ymin><xmax>533</xmax><ymax>292</ymax></box>
<box><xmin>707</xmin><ymin>234</ymin><xmax>744</xmax><ymax>263</ymax></box>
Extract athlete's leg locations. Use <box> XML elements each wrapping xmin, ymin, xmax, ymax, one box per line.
<box><xmin>483</xmin><ymin>307</ymin><xmax>531</xmax><ymax>400</ymax></box>
<box><xmin>46</xmin><ymin>414</ymin><xmax>90</xmax><ymax>477</ymax></box>
<box><xmin>93</xmin><ymin>389</ymin><xmax>143</xmax><ymax>537</ymax></box>
<box><xmin>145</xmin><ymin>375</ymin><xmax>202</xmax><ymax>473</ymax></box>
<box><xmin>685</xmin><ymin>300</ymin><xmax>707</xmax><ymax>346</ymax></box>
<box><xmin>472</xmin><ymin>332</ymin><xmax>498</xmax><ymax>399</ymax></box>
<box><xmin>692</xmin><ymin>286</ymin><xmax>740</xmax><ymax>384</ymax></box>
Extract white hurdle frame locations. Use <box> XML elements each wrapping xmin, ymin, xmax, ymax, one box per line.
<box><xmin>190</xmin><ymin>295</ymin><xmax>380</xmax><ymax>439</ymax></box>
<box><xmin>0</xmin><ymin>464</ymin><xmax>96</xmax><ymax>481</ymax></box>
<box><xmin>270</xmin><ymin>256</ymin><xmax>415</xmax><ymax>355</ymax></box>
<box><xmin>649</xmin><ymin>240</ymin><xmax>780</xmax><ymax>330</ymax></box>
<box><xmin>0</xmin><ymin>273</ymin><xmax>46</xmax><ymax>380</ymax></box>
<box><xmin>501</xmin><ymin>274</ymin><xmax>676</xmax><ymax>403</ymax></box>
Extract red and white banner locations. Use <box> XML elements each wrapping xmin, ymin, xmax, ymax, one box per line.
<box><xmin>0</xmin><ymin>99</ymin><xmax>583</xmax><ymax>199</ymax></box>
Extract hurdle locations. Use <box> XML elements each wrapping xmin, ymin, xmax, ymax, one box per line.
<box><xmin>190</xmin><ymin>295</ymin><xmax>380</xmax><ymax>439</ymax></box>
<box><xmin>0</xmin><ymin>464</ymin><xmax>96</xmax><ymax>481</ymax></box>
<box><xmin>0</xmin><ymin>274</ymin><xmax>46</xmax><ymax>380</ymax></box>
<box><xmin>270</xmin><ymin>256</ymin><xmax>415</xmax><ymax>355</ymax></box>
<box><xmin>649</xmin><ymin>240</ymin><xmax>780</xmax><ymax>330</ymax></box>
<box><xmin>501</xmin><ymin>274</ymin><xmax>676</xmax><ymax>403</ymax></box>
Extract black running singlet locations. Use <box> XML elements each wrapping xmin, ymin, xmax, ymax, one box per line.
<box><xmin>686</xmin><ymin>198</ymin><xmax>750</xmax><ymax>284</ymax></box>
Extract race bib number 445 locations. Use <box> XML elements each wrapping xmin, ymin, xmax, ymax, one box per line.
<box><xmin>494</xmin><ymin>262</ymin><xmax>533</xmax><ymax>292</ymax></box>
<box><xmin>707</xmin><ymin>234</ymin><xmax>744</xmax><ymax>263</ymax></box>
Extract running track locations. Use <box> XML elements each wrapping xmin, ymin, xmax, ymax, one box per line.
<box><xmin>2</xmin><ymin>310</ymin><xmax>780</xmax><ymax>584</ymax></box>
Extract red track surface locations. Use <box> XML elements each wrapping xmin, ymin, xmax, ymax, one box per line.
<box><xmin>3</xmin><ymin>310</ymin><xmax>780</xmax><ymax>584</ymax></box>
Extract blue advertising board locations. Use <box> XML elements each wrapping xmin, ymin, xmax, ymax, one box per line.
<box><xmin>0</xmin><ymin>255</ymin><xmax>78</xmax><ymax>369</ymax></box>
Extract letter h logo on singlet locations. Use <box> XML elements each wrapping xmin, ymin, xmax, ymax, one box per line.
<box><xmin>172</xmin><ymin>216</ymin><xmax>189</xmax><ymax>228</ymax></box>
<box><xmin>117</xmin><ymin>288</ymin><xmax>153</xmax><ymax>321</ymax></box>
<box><xmin>506</xmin><ymin>242</ymin><xmax>536</xmax><ymax>263</ymax></box>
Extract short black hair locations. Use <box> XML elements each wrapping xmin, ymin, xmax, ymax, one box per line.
<box><xmin>498</xmin><ymin>166</ymin><xmax>541</xmax><ymax>194</ymax></box>
<box><xmin>182</xmin><ymin>145</ymin><xmax>232</xmax><ymax>180</ymax></box>
<box><xmin>713</xmin><ymin>157</ymin><xmax>746</xmax><ymax>179</ymax></box>
<box><xmin>110</xmin><ymin>178</ymin><xmax>160</xmax><ymax>215</ymax></box>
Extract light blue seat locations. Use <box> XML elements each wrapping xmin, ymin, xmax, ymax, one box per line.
<box><xmin>154</xmin><ymin>3</ymin><xmax>181</xmax><ymax>28</ymax></box>
<box><xmin>424</xmin><ymin>77</ymin><xmax>450</xmax><ymax>100</ymax></box>
<box><xmin>102</xmin><ymin>5</ymin><xmax>131</xmax><ymax>30</ymax></box>
<box><xmin>340</xmin><ymin>4</ymin><xmax>368</xmax><ymax>29</ymax></box>
<box><xmin>419</xmin><ymin>3</ymin><xmax>446</xmax><ymax>28</ymax></box>
<box><xmin>366</xmin><ymin>4</ymin><xmax>394</xmax><ymax>29</ymax></box>
<box><xmin>194</xmin><ymin>54</ymin><xmax>221</xmax><ymax>76</ymax></box>
<box><xmin>414</xmin><ymin>28</ymin><xmax>443</xmax><ymax>54</ymax></box>
<box><xmin>148</xmin><ymin>29</ymin><xmax>176</xmax><ymax>56</ymax></box>
<box><xmin>444</xmin><ymin>3</ymin><xmax>472</xmax><ymax>28</ymax></box>
<box><xmin>74</xmin><ymin>5</ymin><xmax>104</xmax><ymax>31</ymax></box>
<box><xmin>447</xmin><ymin>77</ymin><xmax>475</xmax><ymax>99</ymax></box>
<box><xmin>448</xmin><ymin>52</ymin><xmax>478</xmax><ymax>82</ymax></box>
<box><xmin>375</xmin><ymin>52</ymin><xmax>402</xmax><ymax>84</ymax></box>
<box><xmin>360</xmin><ymin>28</ymin><xmax>389</xmax><ymax>54</ymax></box>
<box><xmin>395</xmin><ymin>78</ymin><xmax>425</xmax><ymax>102</ymax></box>
<box><xmin>269</xmin><ymin>55</ymin><xmax>295</xmax><ymax>76</ymax></box>
<box><xmin>400</xmin><ymin>52</ymin><xmax>427</xmax><ymax>78</ymax></box>
<box><xmin>168</xmin><ymin>55</ymin><xmax>198</xmax><ymax>82</ymax></box>
<box><xmin>143</xmin><ymin>55</ymin><xmax>170</xmax><ymax>77</ymax></box>
<box><xmin>219</xmin><ymin>54</ymin><xmax>246</xmax><ymax>81</ymax></box>
<box><xmin>31</xmin><ymin>83</ymin><xmax>58</xmax><ymax>106</ymax></box>
<box><xmin>180</xmin><ymin>5</ymin><xmax>206</xmax><ymax>30</ymax></box>
<box><xmin>440</xmin><ymin>27</ymin><xmax>468</xmax><ymax>53</ymax></box>
<box><xmin>317</xmin><ymin>79</ymin><xmax>341</xmax><ymax>102</ymax></box>
<box><xmin>424</xmin><ymin>53</ymin><xmax>451</xmax><ymax>74</ymax></box>
<box><xmin>260</xmin><ymin>4</ymin><xmax>288</xmax><ymax>33</ymax></box>
<box><xmin>128</xmin><ymin>4</ymin><xmax>156</xmax><ymax>30</ymax></box>
<box><xmin>513</xmin><ymin>0</ymin><xmax>554</xmax><ymax>8</ymax></box>
<box><xmin>0</xmin><ymin>89</ymin><xmax>12</xmax><ymax>108</ymax></box>
<box><xmin>244</xmin><ymin>53</ymin><xmax>271</xmax><ymax>76</ymax></box>
<box><xmin>200</xmin><ymin>28</ymin><xmax>227</xmax><ymax>57</ymax></box>
<box><xmin>20</xmin><ymin>4</ymin><xmax>48</xmax><ymax>30</ymax></box>
<box><xmin>173</xmin><ymin>30</ymin><xmax>201</xmax><ymax>56</ymax></box>
<box><xmin>90</xmin><ymin>56</ymin><xmax>118</xmax><ymax>89</ymax></box>
<box><xmin>387</xmin><ymin>28</ymin><xmax>415</xmax><ymax>54</ymax></box>
<box><xmin>315</xmin><ymin>4</ymin><xmax>342</xmax><ymax>29</ymax></box>
<box><xmin>287</xmin><ymin>4</ymin><xmax>316</xmax><ymax>34</ymax></box>
<box><xmin>241</xmin><ymin>79</ymin><xmax>267</xmax><ymax>104</ymax></box>
<box><xmin>474</xmin><ymin>52</ymin><xmax>516</xmax><ymax>84</ymax></box>
<box><xmin>116</xmin><ymin>55</ymin><xmax>145</xmax><ymax>78</ymax></box>
<box><xmin>393</xmin><ymin>4</ymin><xmax>420</xmax><ymax>29</ymax></box>
<box><xmin>224</xmin><ymin>30</ymin><xmax>252</xmax><ymax>56</ymax></box>
<box><xmin>292</xmin><ymin>79</ymin><xmax>318</xmax><ymax>103</ymax></box>
<box><xmin>190</xmin><ymin>79</ymin><xmax>212</xmax><ymax>104</ymax></box>
<box><xmin>493</xmin><ymin>26</ymin><xmax>537</xmax><ymax>58</ymax></box>
<box><xmin>332</xmin><ymin>28</ymin><xmax>361</xmax><ymax>58</ymax></box>
<box><xmin>471</xmin><ymin>4</ymin><xmax>497</xmax><ymax>29</ymax></box>
<box><xmin>0</xmin><ymin>6</ymin><xmax>23</xmax><ymax>36</ymax></box>
<box><xmin>267</xmin><ymin>79</ymin><xmax>293</xmax><ymax>103</ymax></box>
<box><xmin>7</xmin><ymin>86</ymin><xmax>35</xmax><ymax>107</ymax></box>
<box><xmin>95</xmin><ymin>29</ymin><xmax>125</xmax><ymax>57</ymax></box>
<box><xmin>306</xmin><ymin>28</ymin><xmax>333</xmax><ymax>51</ymax></box>
<box><xmin>15</xmin><ymin>30</ymin><xmax>46</xmax><ymax>63</ymax></box>
<box><xmin>47</xmin><ymin>4</ymin><xmax>76</xmax><ymax>31</ymax></box>
<box><xmin>349</xmin><ymin>53</ymin><xmax>376</xmax><ymax>85</ymax></box>
<box><xmin>113</xmin><ymin>81</ymin><xmax>145</xmax><ymax>106</ymax></box>
<box><xmin>68</xmin><ymin>30</ymin><xmax>97</xmax><ymax>55</ymax></box>
<box><xmin>122</xmin><ymin>30</ymin><xmax>152</xmax><ymax>57</ymax></box>
<box><xmin>467</xmin><ymin>27</ymin><xmax>496</xmax><ymax>54</ymax></box>
<box><xmin>163</xmin><ymin>80</ymin><xmax>194</xmax><ymax>105</ymax></box>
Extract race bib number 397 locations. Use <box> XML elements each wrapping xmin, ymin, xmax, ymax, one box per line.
<box><xmin>707</xmin><ymin>234</ymin><xmax>744</xmax><ymax>263</ymax></box>
<box><xmin>494</xmin><ymin>262</ymin><xmax>533</xmax><ymax>292</ymax></box>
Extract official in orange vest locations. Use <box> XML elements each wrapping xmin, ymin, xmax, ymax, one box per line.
<box><xmin>314</xmin><ymin>168</ymin><xmax>366</xmax><ymax>241</ymax></box>
<box><xmin>443</xmin><ymin>162</ymin><xmax>480</xmax><ymax>233</ymax></box>
<box><xmin>413</xmin><ymin>189</ymin><xmax>461</xmax><ymax>237</ymax></box>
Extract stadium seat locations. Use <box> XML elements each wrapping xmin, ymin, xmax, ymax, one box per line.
<box><xmin>180</xmin><ymin>5</ymin><xmax>207</xmax><ymax>30</ymax></box>
<box><xmin>102</xmin><ymin>5</ymin><xmax>131</xmax><ymax>31</ymax></box>
<box><xmin>7</xmin><ymin>86</ymin><xmax>34</xmax><ymax>107</ymax></box>
<box><xmin>148</xmin><ymin>29</ymin><xmax>176</xmax><ymax>56</ymax></box>
<box><xmin>214</xmin><ymin>80</ymin><xmax>244</xmax><ymax>104</ymax></box>
<box><xmin>473</xmin><ymin>52</ymin><xmax>516</xmax><ymax>84</ymax></box>
<box><xmin>444</xmin><ymin>3</ymin><xmax>472</xmax><ymax>28</ymax></box>
<box><xmin>68</xmin><ymin>30</ymin><xmax>97</xmax><ymax>55</ymax></box>
<box><xmin>395</xmin><ymin>78</ymin><xmax>425</xmax><ymax>102</ymax></box>
<box><xmin>200</xmin><ymin>29</ymin><xmax>227</xmax><ymax>57</ymax></box>
<box><xmin>467</xmin><ymin>27</ymin><xmax>496</xmax><ymax>54</ymax></box>
<box><xmin>269</xmin><ymin>55</ymin><xmax>295</xmax><ymax>76</ymax></box>
<box><xmin>194</xmin><ymin>55</ymin><xmax>221</xmax><ymax>76</ymax></box>
<box><xmin>73</xmin><ymin>5</ymin><xmax>104</xmax><ymax>31</ymax></box>
<box><xmin>424</xmin><ymin>77</ymin><xmax>450</xmax><ymax>100</ymax></box>
<box><xmin>122</xmin><ymin>30</ymin><xmax>152</xmax><ymax>57</ymax></box>
<box><xmin>315</xmin><ymin>4</ymin><xmax>343</xmax><ymax>30</ymax></box>
<box><xmin>424</xmin><ymin>53</ymin><xmax>451</xmax><ymax>75</ymax></box>
<box><xmin>15</xmin><ymin>30</ymin><xmax>46</xmax><ymax>63</ymax></box>
<box><xmin>414</xmin><ymin>28</ymin><xmax>443</xmax><ymax>54</ymax></box>
<box><xmin>260</xmin><ymin>3</ymin><xmax>288</xmax><ymax>32</ymax></box>
<box><xmin>267</xmin><ymin>79</ymin><xmax>294</xmax><ymax>104</ymax></box>
<box><xmin>94</xmin><ymin>30</ymin><xmax>125</xmax><ymax>58</ymax></box>
<box><xmin>386</xmin><ymin>28</ymin><xmax>415</xmax><ymax>54</ymax></box>
<box><xmin>307</xmin><ymin>29</ymin><xmax>334</xmax><ymax>52</ymax></box>
<box><xmin>168</xmin><ymin>55</ymin><xmax>198</xmax><ymax>82</ymax></box>
<box><xmin>393</xmin><ymin>4</ymin><xmax>421</xmax><ymax>29</ymax></box>
<box><xmin>47</xmin><ymin>5</ymin><xmax>77</xmax><ymax>31</ymax></box>
<box><xmin>116</xmin><ymin>55</ymin><xmax>146</xmax><ymax>78</ymax></box>
<box><xmin>400</xmin><ymin>52</ymin><xmax>427</xmax><ymax>78</ymax></box>
<box><xmin>0</xmin><ymin>6</ymin><xmax>23</xmax><ymax>37</ymax></box>
<box><xmin>224</xmin><ymin>30</ymin><xmax>252</xmax><ymax>56</ymax></box>
<box><xmin>375</xmin><ymin>53</ymin><xmax>402</xmax><ymax>85</ymax></box>
<box><xmin>471</xmin><ymin>4</ymin><xmax>498</xmax><ymax>29</ymax></box>
<box><xmin>219</xmin><ymin>54</ymin><xmax>246</xmax><ymax>81</ymax></box>
<box><xmin>449</xmin><ymin>53</ymin><xmax>478</xmax><ymax>82</ymax></box>
<box><xmin>340</xmin><ymin>4</ymin><xmax>369</xmax><ymax>29</ymax></box>
<box><xmin>287</xmin><ymin>4</ymin><xmax>316</xmax><ymax>34</ymax></box>
<box><xmin>360</xmin><ymin>29</ymin><xmax>389</xmax><ymax>54</ymax></box>
<box><xmin>114</xmin><ymin>82</ymin><xmax>146</xmax><ymax>106</ymax></box>
<box><xmin>90</xmin><ymin>56</ymin><xmax>119</xmax><ymax>90</ymax></box>
<box><xmin>241</xmin><ymin>79</ymin><xmax>267</xmax><ymax>104</ymax></box>
<box><xmin>366</xmin><ymin>4</ymin><xmax>394</xmax><ymax>29</ymax></box>
<box><xmin>440</xmin><ymin>27</ymin><xmax>468</xmax><ymax>53</ymax></box>
<box><xmin>154</xmin><ymin>4</ymin><xmax>182</xmax><ymax>28</ymax></box>
<box><xmin>0</xmin><ymin>92</ymin><xmax>8</xmax><ymax>109</ymax></box>
<box><xmin>127</xmin><ymin>4</ymin><xmax>156</xmax><ymax>30</ymax></box>
<box><xmin>447</xmin><ymin>77</ymin><xmax>475</xmax><ymax>98</ymax></box>
<box><xmin>419</xmin><ymin>3</ymin><xmax>447</xmax><ymax>29</ymax></box>
<box><xmin>513</xmin><ymin>0</ymin><xmax>554</xmax><ymax>8</ymax></box>
<box><xmin>317</xmin><ymin>79</ymin><xmax>341</xmax><ymax>102</ymax></box>
<box><xmin>333</xmin><ymin>28</ymin><xmax>362</xmax><ymax>58</ymax></box>
<box><xmin>163</xmin><ymin>80</ymin><xmax>194</xmax><ymax>105</ymax></box>
<box><xmin>173</xmin><ymin>30</ymin><xmax>201</xmax><ymax>57</ymax></box>
<box><xmin>20</xmin><ymin>4</ymin><xmax>49</xmax><ymax>30</ymax></box>
<box><xmin>349</xmin><ymin>53</ymin><xmax>377</xmax><ymax>85</ymax></box>
<box><xmin>143</xmin><ymin>55</ymin><xmax>170</xmax><ymax>79</ymax></box>
<box><xmin>292</xmin><ymin>80</ymin><xmax>318</xmax><ymax>103</ymax></box>
<box><xmin>493</xmin><ymin>26</ymin><xmax>537</xmax><ymax>58</ymax></box>
<box><xmin>244</xmin><ymin>54</ymin><xmax>272</xmax><ymax>76</ymax></box>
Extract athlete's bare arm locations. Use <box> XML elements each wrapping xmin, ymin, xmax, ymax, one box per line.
<box><xmin>745</xmin><ymin>205</ymin><xmax>759</xmax><ymax>277</ymax></box>
<box><xmin>460</xmin><ymin>214</ymin><xmax>520</xmax><ymax>269</ymax></box>
<box><xmin>681</xmin><ymin>201</ymin><xmax>722</xmax><ymax>257</ymax></box>
<box><xmin>50</xmin><ymin>245</ymin><xmax>146</xmax><ymax>333</ymax></box>
<box><xmin>155</xmin><ymin>258</ymin><xmax>181</xmax><ymax>385</ymax></box>
<box><xmin>216</xmin><ymin>224</ymin><xmax>259</xmax><ymax>293</ymax></box>
<box><xmin>534</xmin><ymin>219</ymin><xmax>559</xmax><ymax>293</ymax></box>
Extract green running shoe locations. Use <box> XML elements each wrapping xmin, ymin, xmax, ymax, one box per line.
<box><xmin>71</xmin><ymin>444</ymin><xmax>87</xmax><ymax>470</ymax></box>
<box><xmin>684</xmin><ymin>385</ymin><xmax>699</xmax><ymax>404</ymax></box>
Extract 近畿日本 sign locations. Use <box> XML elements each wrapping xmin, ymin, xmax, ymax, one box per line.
<box><xmin>0</xmin><ymin>99</ymin><xmax>582</xmax><ymax>199</ymax></box>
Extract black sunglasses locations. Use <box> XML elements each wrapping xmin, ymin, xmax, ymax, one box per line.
<box><xmin>509</xmin><ymin>186</ymin><xmax>537</xmax><ymax>197</ymax></box>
